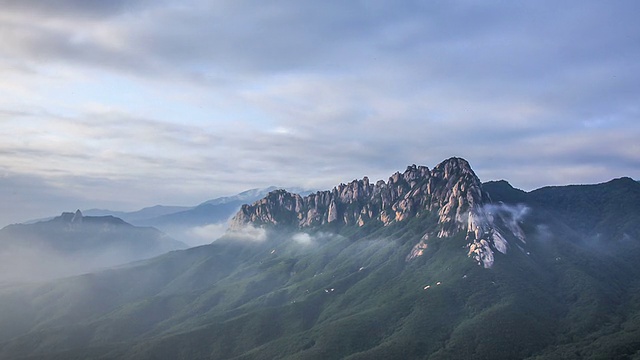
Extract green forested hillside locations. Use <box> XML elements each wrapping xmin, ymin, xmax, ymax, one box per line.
<box><xmin>0</xmin><ymin>179</ymin><xmax>639</xmax><ymax>359</ymax></box>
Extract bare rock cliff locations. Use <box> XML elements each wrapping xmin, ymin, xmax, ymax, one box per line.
<box><xmin>230</xmin><ymin>157</ymin><xmax>525</xmax><ymax>268</ymax></box>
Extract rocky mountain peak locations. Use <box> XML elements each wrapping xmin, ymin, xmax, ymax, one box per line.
<box><xmin>55</xmin><ymin>210</ymin><xmax>83</xmax><ymax>224</ymax></box>
<box><xmin>230</xmin><ymin>157</ymin><xmax>524</xmax><ymax>268</ymax></box>
<box><xmin>230</xmin><ymin>157</ymin><xmax>483</xmax><ymax>230</ymax></box>
<box><xmin>72</xmin><ymin>209</ymin><xmax>83</xmax><ymax>223</ymax></box>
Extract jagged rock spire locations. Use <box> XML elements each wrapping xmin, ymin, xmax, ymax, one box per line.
<box><xmin>230</xmin><ymin>157</ymin><xmax>524</xmax><ymax>268</ymax></box>
<box><xmin>231</xmin><ymin>157</ymin><xmax>482</xmax><ymax>231</ymax></box>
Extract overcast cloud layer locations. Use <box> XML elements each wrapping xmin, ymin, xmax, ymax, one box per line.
<box><xmin>1</xmin><ymin>0</ymin><xmax>639</xmax><ymax>225</ymax></box>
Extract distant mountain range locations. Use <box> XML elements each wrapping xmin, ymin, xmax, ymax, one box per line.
<box><xmin>0</xmin><ymin>158</ymin><xmax>639</xmax><ymax>359</ymax></box>
<box><xmin>0</xmin><ymin>210</ymin><xmax>187</xmax><ymax>282</ymax></box>
<box><xmin>82</xmin><ymin>186</ymin><xmax>313</xmax><ymax>246</ymax></box>
<box><xmin>1</xmin><ymin>187</ymin><xmax>313</xmax><ymax>281</ymax></box>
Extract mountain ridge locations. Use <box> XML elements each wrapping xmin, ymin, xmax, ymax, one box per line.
<box><xmin>0</xmin><ymin>159</ymin><xmax>638</xmax><ymax>359</ymax></box>
<box><xmin>231</xmin><ymin>158</ymin><xmax>484</xmax><ymax>238</ymax></box>
<box><xmin>77</xmin><ymin>187</ymin><xmax>315</xmax><ymax>247</ymax></box>
<box><xmin>0</xmin><ymin>210</ymin><xmax>187</xmax><ymax>281</ymax></box>
<box><xmin>231</xmin><ymin>157</ymin><xmax>523</xmax><ymax>268</ymax></box>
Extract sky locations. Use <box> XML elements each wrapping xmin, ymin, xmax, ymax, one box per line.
<box><xmin>1</xmin><ymin>0</ymin><xmax>639</xmax><ymax>226</ymax></box>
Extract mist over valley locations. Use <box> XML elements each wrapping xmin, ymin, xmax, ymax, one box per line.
<box><xmin>1</xmin><ymin>158</ymin><xmax>639</xmax><ymax>359</ymax></box>
<box><xmin>1</xmin><ymin>1</ymin><xmax>639</xmax><ymax>358</ymax></box>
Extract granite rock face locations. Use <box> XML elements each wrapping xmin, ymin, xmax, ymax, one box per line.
<box><xmin>231</xmin><ymin>157</ymin><xmax>524</xmax><ymax>268</ymax></box>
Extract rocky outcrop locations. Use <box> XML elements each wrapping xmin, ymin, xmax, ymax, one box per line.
<box><xmin>232</xmin><ymin>158</ymin><xmax>480</xmax><ymax>229</ymax></box>
<box><xmin>230</xmin><ymin>157</ymin><xmax>525</xmax><ymax>268</ymax></box>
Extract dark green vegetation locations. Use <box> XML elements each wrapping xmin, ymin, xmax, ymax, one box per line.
<box><xmin>1</xmin><ymin>179</ymin><xmax>640</xmax><ymax>359</ymax></box>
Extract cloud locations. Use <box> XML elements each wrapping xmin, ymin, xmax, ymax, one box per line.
<box><xmin>185</xmin><ymin>223</ymin><xmax>228</xmax><ymax>246</ymax></box>
<box><xmin>483</xmin><ymin>203</ymin><xmax>529</xmax><ymax>223</ymax></box>
<box><xmin>292</xmin><ymin>233</ymin><xmax>313</xmax><ymax>246</ymax></box>
<box><xmin>0</xmin><ymin>234</ymin><xmax>172</xmax><ymax>282</ymax></box>
<box><xmin>0</xmin><ymin>0</ymin><xmax>155</xmax><ymax>19</ymax></box>
<box><xmin>223</xmin><ymin>225</ymin><xmax>267</xmax><ymax>243</ymax></box>
<box><xmin>290</xmin><ymin>232</ymin><xmax>346</xmax><ymax>249</ymax></box>
<box><xmin>0</xmin><ymin>1</ymin><xmax>639</xmax><ymax>226</ymax></box>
